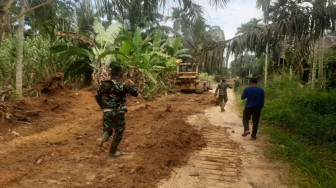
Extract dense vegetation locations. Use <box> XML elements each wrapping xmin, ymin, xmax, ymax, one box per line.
<box><xmin>0</xmin><ymin>0</ymin><xmax>229</xmax><ymax>97</ymax></box>
<box><xmin>263</xmin><ymin>77</ymin><xmax>336</xmax><ymax>145</ymax></box>
<box><xmin>236</xmin><ymin>76</ymin><xmax>336</xmax><ymax>187</ymax></box>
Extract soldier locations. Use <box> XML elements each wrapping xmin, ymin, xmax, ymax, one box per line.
<box><xmin>234</xmin><ymin>79</ymin><xmax>240</xmax><ymax>91</ymax></box>
<box><xmin>214</xmin><ymin>78</ymin><xmax>232</xmax><ymax>112</ymax></box>
<box><xmin>95</xmin><ymin>65</ymin><xmax>138</xmax><ymax>157</ymax></box>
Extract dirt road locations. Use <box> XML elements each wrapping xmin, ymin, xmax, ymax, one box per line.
<box><xmin>0</xmin><ymin>88</ymin><xmax>284</xmax><ymax>187</ymax></box>
<box><xmin>159</xmin><ymin>89</ymin><xmax>285</xmax><ymax>188</ymax></box>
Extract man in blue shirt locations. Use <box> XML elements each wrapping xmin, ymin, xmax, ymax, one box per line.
<box><xmin>241</xmin><ymin>78</ymin><xmax>265</xmax><ymax>140</ymax></box>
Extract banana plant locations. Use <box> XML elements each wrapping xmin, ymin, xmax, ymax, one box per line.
<box><xmin>51</xmin><ymin>19</ymin><xmax>123</xmax><ymax>85</ymax></box>
<box><xmin>103</xmin><ymin>27</ymin><xmax>191</xmax><ymax>94</ymax></box>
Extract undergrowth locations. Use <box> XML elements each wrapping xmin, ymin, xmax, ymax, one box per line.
<box><xmin>235</xmin><ymin>75</ymin><xmax>336</xmax><ymax>187</ymax></box>
<box><xmin>200</xmin><ymin>73</ymin><xmax>216</xmax><ymax>85</ymax></box>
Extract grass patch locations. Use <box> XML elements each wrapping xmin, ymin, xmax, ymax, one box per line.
<box><xmin>263</xmin><ymin>127</ymin><xmax>336</xmax><ymax>188</ymax></box>
<box><xmin>200</xmin><ymin>72</ymin><xmax>216</xmax><ymax>85</ymax></box>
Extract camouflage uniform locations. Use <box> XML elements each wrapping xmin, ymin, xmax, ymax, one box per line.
<box><xmin>95</xmin><ymin>79</ymin><xmax>138</xmax><ymax>142</ymax></box>
<box><xmin>214</xmin><ymin>83</ymin><xmax>232</xmax><ymax>110</ymax></box>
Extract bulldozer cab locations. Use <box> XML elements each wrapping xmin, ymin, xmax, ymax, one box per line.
<box><xmin>178</xmin><ymin>63</ymin><xmax>198</xmax><ymax>73</ymax></box>
<box><xmin>176</xmin><ymin>62</ymin><xmax>199</xmax><ymax>79</ymax></box>
<box><xmin>173</xmin><ymin>60</ymin><xmax>210</xmax><ymax>93</ymax></box>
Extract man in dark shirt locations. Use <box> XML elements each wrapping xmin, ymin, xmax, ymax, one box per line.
<box><xmin>241</xmin><ymin>78</ymin><xmax>265</xmax><ymax>140</ymax></box>
<box><xmin>95</xmin><ymin>65</ymin><xmax>138</xmax><ymax>157</ymax></box>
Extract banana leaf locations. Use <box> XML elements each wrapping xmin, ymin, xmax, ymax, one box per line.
<box><xmin>50</xmin><ymin>45</ymin><xmax>94</xmax><ymax>62</ymax></box>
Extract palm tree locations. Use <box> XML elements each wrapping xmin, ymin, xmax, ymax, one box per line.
<box><xmin>167</xmin><ymin>6</ymin><xmax>226</xmax><ymax>74</ymax></box>
<box><xmin>16</xmin><ymin>0</ymin><xmax>26</xmax><ymax>95</ymax></box>
<box><xmin>0</xmin><ymin>0</ymin><xmax>55</xmax><ymax>46</ymax></box>
<box><xmin>256</xmin><ymin>0</ymin><xmax>271</xmax><ymax>86</ymax></box>
<box><xmin>230</xmin><ymin>54</ymin><xmax>260</xmax><ymax>82</ymax></box>
<box><xmin>88</xmin><ymin>0</ymin><xmax>229</xmax><ymax>32</ymax></box>
<box><xmin>236</xmin><ymin>18</ymin><xmax>263</xmax><ymax>35</ymax></box>
<box><xmin>221</xmin><ymin>3</ymin><xmax>336</xmax><ymax>83</ymax></box>
<box><xmin>0</xmin><ymin>0</ymin><xmax>57</xmax><ymax>94</ymax></box>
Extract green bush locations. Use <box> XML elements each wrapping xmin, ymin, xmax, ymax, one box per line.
<box><xmin>257</xmin><ymin>76</ymin><xmax>336</xmax><ymax>187</ymax></box>
<box><xmin>265</xmin><ymin>127</ymin><xmax>336</xmax><ymax>188</ymax></box>
<box><xmin>199</xmin><ymin>72</ymin><xmax>216</xmax><ymax>84</ymax></box>
<box><xmin>262</xmin><ymin>77</ymin><xmax>336</xmax><ymax>145</ymax></box>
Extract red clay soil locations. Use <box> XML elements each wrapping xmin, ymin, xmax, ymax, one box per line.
<box><xmin>0</xmin><ymin>88</ymin><xmax>215</xmax><ymax>187</ymax></box>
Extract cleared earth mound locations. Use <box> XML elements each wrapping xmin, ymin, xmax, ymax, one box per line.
<box><xmin>0</xmin><ymin>88</ymin><xmax>214</xmax><ymax>187</ymax></box>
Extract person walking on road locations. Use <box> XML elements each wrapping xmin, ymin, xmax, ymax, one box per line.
<box><xmin>95</xmin><ymin>65</ymin><xmax>138</xmax><ymax>157</ymax></box>
<box><xmin>241</xmin><ymin>78</ymin><xmax>264</xmax><ymax>140</ymax></box>
<box><xmin>214</xmin><ymin>78</ymin><xmax>232</xmax><ymax>112</ymax></box>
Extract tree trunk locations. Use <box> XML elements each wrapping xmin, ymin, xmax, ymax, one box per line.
<box><xmin>225</xmin><ymin>48</ymin><xmax>230</xmax><ymax>74</ymax></box>
<box><xmin>297</xmin><ymin>58</ymin><xmax>304</xmax><ymax>78</ymax></box>
<box><xmin>318</xmin><ymin>35</ymin><xmax>324</xmax><ymax>89</ymax></box>
<box><xmin>16</xmin><ymin>0</ymin><xmax>26</xmax><ymax>96</ymax></box>
<box><xmin>289</xmin><ymin>65</ymin><xmax>293</xmax><ymax>80</ymax></box>
<box><xmin>201</xmin><ymin>54</ymin><xmax>206</xmax><ymax>72</ymax></box>
<box><xmin>264</xmin><ymin>43</ymin><xmax>269</xmax><ymax>86</ymax></box>
<box><xmin>311</xmin><ymin>43</ymin><xmax>317</xmax><ymax>89</ymax></box>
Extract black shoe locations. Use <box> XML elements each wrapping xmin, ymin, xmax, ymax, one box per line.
<box><xmin>251</xmin><ymin>136</ymin><xmax>256</xmax><ymax>140</ymax></box>
<box><xmin>242</xmin><ymin>131</ymin><xmax>250</xmax><ymax>137</ymax></box>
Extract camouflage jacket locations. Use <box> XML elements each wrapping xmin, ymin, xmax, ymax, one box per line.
<box><xmin>214</xmin><ymin>83</ymin><xmax>232</xmax><ymax>96</ymax></box>
<box><xmin>95</xmin><ymin>79</ymin><xmax>138</xmax><ymax>112</ymax></box>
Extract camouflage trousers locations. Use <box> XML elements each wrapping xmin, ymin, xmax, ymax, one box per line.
<box><xmin>219</xmin><ymin>95</ymin><xmax>228</xmax><ymax>108</ymax></box>
<box><xmin>103</xmin><ymin>110</ymin><xmax>126</xmax><ymax>141</ymax></box>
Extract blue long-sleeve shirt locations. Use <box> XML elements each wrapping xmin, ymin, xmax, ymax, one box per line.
<box><xmin>241</xmin><ymin>86</ymin><xmax>265</xmax><ymax>108</ymax></box>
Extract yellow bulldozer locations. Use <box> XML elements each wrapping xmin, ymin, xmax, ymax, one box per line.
<box><xmin>173</xmin><ymin>60</ymin><xmax>211</xmax><ymax>93</ymax></box>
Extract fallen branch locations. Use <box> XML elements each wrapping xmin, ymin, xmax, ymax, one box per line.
<box><xmin>23</xmin><ymin>72</ymin><xmax>63</xmax><ymax>97</ymax></box>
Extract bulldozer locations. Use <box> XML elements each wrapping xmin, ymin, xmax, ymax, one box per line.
<box><xmin>173</xmin><ymin>61</ymin><xmax>211</xmax><ymax>93</ymax></box>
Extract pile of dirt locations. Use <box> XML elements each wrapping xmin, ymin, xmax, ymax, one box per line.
<box><xmin>0</xmin><ymin>89</ymin><xmax>82</xmax><ymax>141</ymax></box>
<box><xmin>0</xmin><ymin>89</ymin><xmax>215</xmax><ymax>187</ymax></box>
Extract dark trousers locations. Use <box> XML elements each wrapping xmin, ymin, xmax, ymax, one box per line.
<box><xmin>243</xmin><ymin>107</ymin><xmax>262</xmax><ymax>137</ymax></box>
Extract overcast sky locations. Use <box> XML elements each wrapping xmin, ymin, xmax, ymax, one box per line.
<box><xmin>163</xmin><ymin>0</ymin><xmax>263</xmax><ymax>40</ymax></box>
<box><xmin>162</xmin><ymin>0</ymin><xmax>263</xmax><ymax>65</ymax></box>
<box><xmin>200</xmin><ymin>0</ymin><xmax>263</xmax><ymax>39</ymax></box>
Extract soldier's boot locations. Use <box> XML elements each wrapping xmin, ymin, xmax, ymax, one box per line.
<box><xmin>222</xmin><ymin>102</ymin><xmax>227</xmax><ymax>112</ymax></box>
<box><xmin>96</xmin><ymin>131</ymin><xmax>109</xmax><ymax>150</ymax></box>
<box><xmin>109</xmin><ymin>139</ymin><xmax>121</xmax><ymax>158</ymax></box>
<box><xmin>221</xmin><ymin>107</ymin><xmax>224</xmax><ymax>112</ymax></box>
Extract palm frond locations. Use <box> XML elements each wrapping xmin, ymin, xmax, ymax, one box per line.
<box><xmin>207</xmin><ymin>0</ymin><xmax>229</xmax><ymax>9</ymax></box>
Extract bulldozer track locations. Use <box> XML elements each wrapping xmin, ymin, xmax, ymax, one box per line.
<box><xmin>159</xmin><ymin>119</ymin><xmax>242</xmax><ymax>188</ymax></box>
<box><xmin>160</xmin><ymin>89</ymin><xmax>286</xmax><ymax>188</ymax></box>
<box><xmin>189</xmin><ymin>127</ymin><xmax>242</xmax><ymax>188</ymax></box>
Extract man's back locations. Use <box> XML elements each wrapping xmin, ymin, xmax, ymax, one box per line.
<box><xmin>241</xmin><ymin>86</ymin><xmax>264</xmax><ymax>108</ymax></box>
<box><xmin>95</xmin><ymin>79</ymin><xmax>138</xmax><ymax>109</ymax></box>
